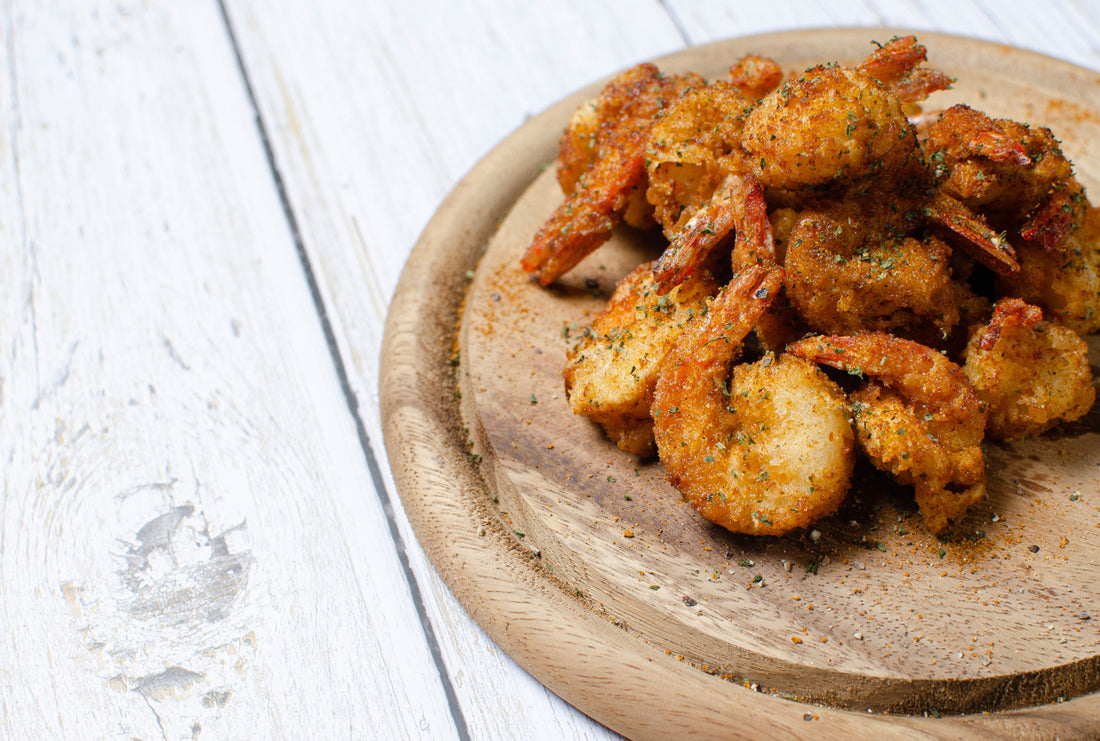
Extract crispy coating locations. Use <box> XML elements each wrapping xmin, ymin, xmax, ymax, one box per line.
<box><xmin>740</xmin><ymin>37</ymin><xmax>948</xmax><ymax>200</ymax></box>
<box><xmin>522</xmin><ymin>64</ymin><xmax>704</xmax><ymax>285</ymax></box>
<box><xmin>997</xmin><ymin>203</ymin><xmax>1100</xmax><ymax>335</ymax></box>
<box><xmin>925</xmin><ymin>104</ymin><xmax>1074</xmax><ymax>225</ymax></box>
<box><xmin>653</xmin><ymin>267</ymin><xmax>855</xmax><ymax>536</ymax></box>
<box><xmin>563</xmin><ymin>261</ymin><xmax>718</xmax><ymax>456</ymax></box>
<box><xmin>644</xmin><ymin>80</ymin><xmax>778</xmax><ymax>289</ymax></box>
<box><xmin>644</xmin><ymin>54</ymin><xmax>783</xmax><ymax>248</ymax></box>
<box><xmin>783</xmin><ymin>196</ymin><xmax>963</xmax><ymax>340</ymax></box>
<box><xmin>742</xmin><ymin>64</ymin><xmax>917</xmax><ymax>195</ymax></box>
<box><xmin>963</xmin><ymin>298</ymin><xmax>1096</xmax><ymax>439</ymax></box>
<box><xmin>789</xmin><ymin>333</ymin><xmax>987</xmax><ymax>534</ymax></box>
<box><xmin>645</xmin><ymin>80</ymin><xmax>754</xmax><ymax>241</ymax></box>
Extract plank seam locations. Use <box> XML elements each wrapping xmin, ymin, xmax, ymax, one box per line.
<box><xmin>213</xmin><ymin>3</ymin><xmax>472</xmax><ymax>738</ymax></box>
<box><xmin>657</xmin><ymin>0</ymin><xmax>692</xmax><ymax>46</ymax></box>
<box><xmin>4</xmin><ymin>0</ymin><xmax>39</xmax><ymax>409</ymax></box>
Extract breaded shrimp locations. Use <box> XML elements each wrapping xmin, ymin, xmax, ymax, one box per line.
<box><xmin>563</xmin><ymin>261</ymin><xmax>718</xmax><ymax>456</ymax></box>
<box><xmin>789</xmin><ymin>332</ymin><xmax>987</xmax><ymax>534</ymax></box>
<box><xmin>997</xmin><ymin>201</ymin><xmax>1100</xmax><ymax>335</ymax></box>
<box><xmin>652</xmin><ymin>266</ymin><xmax>855</xmax><ymax>536</ymax></box>
<box><xmin>924</xmin><ymin>103</ymin><xmax>1077</xmax><ymax>236</ymax></box>
<box><xmin>963</xmin><ymin>298</ymin><xmax>1095</xmax><ymax>439</ymax></box>
<box><xmin>741</xmin><ymin>36</ymin><xmax>951</xmax><ymax>199</ymax></box>
<box><xmin>783</xmin><ymin>194</ymin><xmax>965</xmax><ymax>340</ymax></box>
<box><xmin>522</xmin><ymin>64</ymin><xmax>704</xmax><ymax>285</ymax></box>
<box><xmin>644</xmin><ymin>79</ymin><xmax>773</xmax><ymax>288</ymax></box>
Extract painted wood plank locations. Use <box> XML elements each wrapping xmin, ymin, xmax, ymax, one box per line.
<box><xmin>665</xmin><ymin>0</ymin><xmax>1100</xmax><ymax>73</ymax></box>
<box><xmin>142</xmin><ymin>0</ymin><xmax>1100</xmax><ymax>737</ymax></box>
<box><xmin>0</xmin><ymin>1</ymin><xmax>458</xmax><ymax>737</ymax></box>
<box><xmin>220</xmin><ymin>0</ymin><xmax>687</xmax><ymax>737</ymax></box>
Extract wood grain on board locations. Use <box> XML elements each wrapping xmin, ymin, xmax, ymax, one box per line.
<box><xmin>383</xmin><ymin>30</ymin><xmax>1100</xmax><ymax>739</ymax></box>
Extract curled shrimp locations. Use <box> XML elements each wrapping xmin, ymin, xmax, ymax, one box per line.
<box><xmin>996</xmin><ymin>198</ymin><xmax>1100</xmax><ymax>334</ymax></box>
<box><xmin>788</xmin><ymin>332</ymin><xmax>987</xmax><ymax>534</ymax></box>
<box><xmin>652</xmin><ymin>265</ymin><xmax>855</xmax><ymax>536</ymax></box>
<box><xmin>644</xmin><ymin>78</ymin><xmax>775</xmax><ymax>288</ymax></box>
<box><xmin>924</xmin><ymin>103</ymin><xmax>1078</xmax><ymax>239</ymax></box>
<box><xmin>563</xmin><ymin>261</ymin><xmax>718</xmax><ymax>457</ymax></box>
<box><xmin>741</xmin><ymin>36</ymin><xmax>952</xmax><ymax>198</ymax></box>
<box><xmin>782</xmin><ymin>192</ymin><xmax>970</xmax><ymax>340</ymax></box>
<box><xmin>521</xmin><ymin>64</ymin><xmax>703</xmax><ymax>285</ymax></box>
<box><xmin>963</xmin><ymin>298</ymin><xmax>1095</xmax><ymax>439</ymax></box>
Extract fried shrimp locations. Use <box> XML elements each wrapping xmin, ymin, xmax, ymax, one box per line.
<box><xmin>652</xmin><ymin>266</ymin><xmax>855</xmax><ymax>536</ymax></box>
<box><xmin>741</xmin><ymin>36</ymin><xmax>951</xmax><ymax>199</ymax></box>
<box><xmin>997</xmin><ymin>200</ymin><xmax>1100</xmax><ymax>334</ymax></box>
<box><xmin>563</xmin><ymin>261</ymin><xmax>718</xmax><ymax>456</ymax></box>
<box><xmin>528</xmin><ymin>38</ymin><xmax>1095</xmax><ymax>538</ymax></box>
<box><xmin>783</xmin><ymin>194</ymin><xmax>965</xmax><ymax>340</ymax></box>
<box><xmin>522</xmin><ymin>64</ymin><xmax>703</xmax><ymax>285</ymax></box>
<box><xmin>924</xmin><ymin>103</ymin><xmax>1078</xmax><ymax>239</ymax></box>
<box><xmin>789</xmin><ymin>332</ymin><xmax>987</xmax><ymax>534</ymax></box>
<box><xmin>963</xmin><ymin>298</ymin><xmax>1095</xmax><ymax>439</ymax></box>
<box><xmin>644</xmin><ymin>76</ymin><xmax>779</xmax><ymax>289</ymax></box>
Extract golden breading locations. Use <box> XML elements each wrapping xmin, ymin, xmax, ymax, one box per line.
<box><xmin>740</xmin><ymin>36</ymin><xmax>949</xmax><ymax>200</ymax></box>
<box><xmin>563</xmin><ymin>261</ymin><xmax>717</xmax><ymax>456</ymax></box>
<box><xmin>963</xmin><ymin>298</ymin><xmax>1096</xmax><ymax>439</ymax></box>
<box><xmin>783</xmin><ymin>196</ymin><xmax>963</xmax><ymax>340</ymax></box>
<box><xmin>997</xmin><ymin>204</ymin><xmax>1100</xmax><ymax>335</ymax></box>
<box><xmin>848</xmin><ymin>384</ymin><xmax>985</xmax><ymax>535</ymax></box>
<box><xmin>925</xmin><ymin>103</ymin><xmax>1074</xmax><ymax>222</ymax></box>
<box><xmin>653</xmin><ymin>267</ymin><xmax>854</xmax><ymax>536</ymax></box>
<box><xmin>789</xmin><ymin>332</ymin><xmax>987</xmax><ymax>534</ymax></box>
<box><xmin>742</xmin><ymin>64</ymin><xmax>918</xmax><ymax>195</ymax></box>
<box><xmin>645</xmin><ymin>80</ymin><xmax>755</xmax><ymax>240</ymax></box>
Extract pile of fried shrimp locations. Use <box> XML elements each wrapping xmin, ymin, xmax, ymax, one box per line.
<box><xmin>521</xmin><ymin>37</ymin><xmax>1098</xmax><ymax>537</ymax></box>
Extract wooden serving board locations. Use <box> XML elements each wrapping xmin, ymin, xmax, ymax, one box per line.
<box><xmin>381</xmin><ymin>30</ymin><xmax>1100</xmax><ymax>739</ymax></box>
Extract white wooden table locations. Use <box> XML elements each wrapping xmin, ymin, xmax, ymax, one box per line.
<box><xmin>4</xmin><ymin>1</ymin><xmax>1098</xmax><ymax>738</ymax></box>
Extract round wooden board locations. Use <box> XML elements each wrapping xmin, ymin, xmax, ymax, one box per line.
<box><xmin>381</xmin><ymin>29</ymin><xmax>1100</xmax><ymax>739</ymax></box>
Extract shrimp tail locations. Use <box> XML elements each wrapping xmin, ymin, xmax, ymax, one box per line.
<box><xmin>860</xmin><ymin>36</ymin><xmax>928</xmax><ymax>83</ymax></box>
<box><xmin>653</xmin><ymin>172</ymin><xmax>775</xmax><ymax>291</ymax></box>
<box><xmin>859</xmin><ymin>36</ymin><xmax>954</xmax><ymax>102</ymax></box>
<box><xmin>520</xmin><ymin>149</ymin><xmax>643</xmax><ymax>285</ymax></box>
<box><xmin>887</xmin><ymin>68</ymin><xmax>955</xmax><ymax>103</ymax></box>
<box><xmin>787</xmin><ymin>332</ymin><xmax>974</xmax><ymax>415</ymax></box>
<box><xmin>975</xmin><ymin>297</ymin><xmax>1043</xmax><ymax>351</ymax></box>
<box><xmin>681</xmin><ymin>264</ymin><xmax>784</xmax><ymax>363</ymax></box>
<box><xmin>654</xmin><ymin>265</ymin><xmax>782</xmax><ymax>437</ymax></box>
<box><xmin>925</xmin><ymin>190</ymin><xmax>1019</xmax><ymax>273</ymax></box>
<box><xmin>523</xmin><ymin>63</ymin><xmax>700</xmax><ymax>285</ymax></box>
<box><xmin>1019</xmin><ymin>182</ymin><xmax>1086</xmax><ymax>251</ymax></box>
